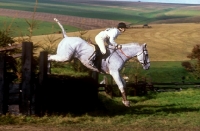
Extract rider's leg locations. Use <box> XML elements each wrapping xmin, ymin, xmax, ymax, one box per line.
<box><xmin>88</xmin><ymin>51</ymin><xmax>97</xmax><ymax>67</ymax></box>
<box><xmin>95</xmin><ymin>35</ymin><xmax>106</xmax><ymax>55</ymax></box>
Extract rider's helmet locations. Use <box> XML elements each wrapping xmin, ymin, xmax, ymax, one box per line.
<box><xmin>117</xmin><ymin>22</ymin><xmax>127</xmax><ymax>29</ymax></box>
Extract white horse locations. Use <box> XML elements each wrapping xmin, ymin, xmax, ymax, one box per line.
<box><xmin>48</xmin><ymin>18</ymin><xmax>150</xmax><ymax>107</ymax></box>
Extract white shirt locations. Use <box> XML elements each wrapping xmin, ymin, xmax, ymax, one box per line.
<box><xmin>97</xmin><ymin>28</ymin><xmax>121</xmax><ymax>46</ymax></box>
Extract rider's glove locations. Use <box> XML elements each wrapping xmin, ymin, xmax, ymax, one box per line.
<box><xmin>115</xmin><ymin>45</ymin><xmax>122</xmax><ymax>49</ymax></box>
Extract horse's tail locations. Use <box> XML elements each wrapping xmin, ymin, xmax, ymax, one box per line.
<box><xmin>54</xmin><ymin>18</ymin><xmax>68</xmax><ymax>38</ymax></box>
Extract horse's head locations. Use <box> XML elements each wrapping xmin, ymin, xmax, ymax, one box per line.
<box><xmin>136</xmin><ymin>43</ymin><xmax>150</xmax><ymax>70</ymax></box>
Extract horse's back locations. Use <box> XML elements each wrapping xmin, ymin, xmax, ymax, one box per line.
<box><xmin>58</xmin><ymin>37</ymin><xmax>86</xmax><ymax>48</ymax></box>
<box><xmin>56</xmin><ymin>37</ymin><xmax>83</xmax><ymax>55</ymax></box>
<box><xmin>61</xmin><ymin>37</ymin><xmax>85</xmax><ymax>44</ymax></box>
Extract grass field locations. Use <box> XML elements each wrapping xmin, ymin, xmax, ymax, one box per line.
<box><xmin>0</xmin><ymin>16</ymin><xmax>80</xmax><ymax>36</ymax></box>
<box><xmin>0</xmin><ymin>89</ymin><xmax>200</xmax><ymax>130</ymax></box>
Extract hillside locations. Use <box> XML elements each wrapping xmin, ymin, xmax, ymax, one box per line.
<box><xmin>1</xmin><ymin>0</ymin><xmax>200</xmax><ymax>61</ymax></box>
<box><xmin>30</xmin><ymin>23</ymin><xmax>200</xmax><ymax>61</ymax></box>
<box><xmin>0</xmin><ymin>0</ymin><xmax>200</xmax><ymax>29</ymax></box>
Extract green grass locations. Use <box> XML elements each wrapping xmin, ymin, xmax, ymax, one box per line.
<box><xmin>0</xmin><ymin>16</ymin><xmax>80</xmax><ymax>37</ymax></box>
<box><xmin>49</xmin><ymin>61</ymin><xmax>199</xmax><ymax>84</ymax></box>
<box><xmin>1</xmin><ymin>88</ymin><xmax>200</xmax><ymax>130</ymax></box>
<box><xmin>50</xmin><ymin>62</ymin><xmax>90</xmax><ymax>77</ymax></box>
<box><xmin>145</xmin><ymin>61</ymin><xmax>199</xmax><ymax>83</ymax></box>
<box><xmin>118</xmin><ymin>61</ymin><xmax>199</xmax><ymax>83</ymax></box>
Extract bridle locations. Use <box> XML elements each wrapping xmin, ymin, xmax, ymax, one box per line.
<box><xmin>118</xmin><ymin>45</ymin><xmax>149</xmax><ymax>67</ymax></box>
<box><xmin>136</xmin><ymin>48</ymin><xmax>150</xmax><ymax>66</ymax></box>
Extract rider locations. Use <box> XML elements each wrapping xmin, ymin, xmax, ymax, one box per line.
<box><xmin>89</xmin><ymin>22</ymin><xmax>127</xmax><ymax>68</ymax></box>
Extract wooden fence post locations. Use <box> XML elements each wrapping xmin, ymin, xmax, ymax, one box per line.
<box><xmin>91</xmin><ymin>71</ymin><xmax>99</xmax><ymax>83</ymax></box>
<box><xmin>21</xmin><ymin>42</ymin><xmax>33</xmax><ymax>115</ymax></box>
<box><xmin>0</xmin><ymin>53</ymin><xmax>8</xmax><ymax>115</ymax></box>
<box><xmin>36</xmin><ymin>51</ymin><xmax>48</xmax><ymax>116</ymax></box>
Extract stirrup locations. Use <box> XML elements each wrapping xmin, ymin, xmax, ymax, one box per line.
<box><xmin>122</xmin><ymin>100</ymin><xmax>130</xmax><ymax>107</ymax></box>
<box><xmin>89</xmin><ymin>61</ymin><xmax>98</xmax><ymax>69</ymax></box>
<box><xmin>88</xmin><ymin>51</ymin><xmax>96</xmax><ymax>61</ymax></box>
<box><xmin>89</xmin><ymin>61</ymin><xmax>94</xmax><ymax>66</ymax></box>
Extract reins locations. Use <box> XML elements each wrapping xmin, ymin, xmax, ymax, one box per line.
<box><xmin>119</xmin><ymin>48</ymin><xmax>131</xmax><ymax>58</ymax></box>
<box><xmin>107</xmin><ymin>45</ymin><xmax>131</xmax><ymax>63</ymax></box>
<box><xmin>109</xmin><ymin>45</ymin><xmax>132</xmax><ymax>58</ymax></box>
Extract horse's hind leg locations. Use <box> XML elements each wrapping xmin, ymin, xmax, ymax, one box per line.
<box><xmin>47</xmin><ymin>55</ymin><xmax>70</xmax><ymax>74</ymax></box>
<box><xmin>48</xmin><ymin>54</ymin><xmax>70</xmax><ymax>62</ymax></box>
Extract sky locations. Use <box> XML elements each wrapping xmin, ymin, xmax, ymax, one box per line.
<box><xmin>123</xmin><ymin>0</ymin><xmax>200</xmax><ymax>4</ymax></box>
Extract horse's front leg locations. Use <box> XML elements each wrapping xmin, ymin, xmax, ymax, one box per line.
<box><xmin>110</xmin><ymin>71</ymin><xmax>130</xmax><ymax>107</ymax></box>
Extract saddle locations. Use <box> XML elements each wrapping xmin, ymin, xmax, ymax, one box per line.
<box><xmin>87</xmin><ymin>40</ymin><xmax>103</xmax><ymax>71</ymax></box>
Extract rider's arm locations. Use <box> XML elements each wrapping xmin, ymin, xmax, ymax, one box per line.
<box><xmin>107</xmin><ymin>28</ymin><xmax>121</xmax><ymax>46</ymax></box>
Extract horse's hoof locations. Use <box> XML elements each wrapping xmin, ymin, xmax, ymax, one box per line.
<box><xmin>122</xmin><ymin>100</ymin><xmax>130</xmax><ymax>107</ymax></box>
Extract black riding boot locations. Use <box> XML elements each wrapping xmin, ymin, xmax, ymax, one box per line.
<box><xmin>88</xmin><ymin>52</ymin><xmax>97</xmax><ymax>68</ymax></box>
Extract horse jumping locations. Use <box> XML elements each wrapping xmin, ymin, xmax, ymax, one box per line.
<box><xmin>48</xmin><ymin>18</ymin><xmax>150</xmax><ymax>107</ymax></box>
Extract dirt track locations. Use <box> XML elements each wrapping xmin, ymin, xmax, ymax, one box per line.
<box><xmin>0</xmin><ymin>125</ymin><xmax>199</xmax><ymax>131</ymax></box>
<box><xmin>0</xmin><ymin>8</ymin><xmax>123</xmax><ymax>30</ymax></box>
<box><xmin>0</xmin><ymin>125</ymin><xmax>94</xmax><ymax>131</ymax></box>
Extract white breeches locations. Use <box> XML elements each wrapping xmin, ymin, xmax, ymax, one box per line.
<box><xmin>95</xmin><ymin>35</ymin><xmax>106</xmax><ymax>54</ymax></box>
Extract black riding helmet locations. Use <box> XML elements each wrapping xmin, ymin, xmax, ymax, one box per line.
<box><xmin>117</xmin><ymin>22</ymin><xmax>127</xmax><ymax>29</ymax></box>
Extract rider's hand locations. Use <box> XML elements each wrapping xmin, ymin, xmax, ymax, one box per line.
<box><xmin>115</xmin><ymin>45</ymin><xmax>122</xmax><ymax>49</ymax></box>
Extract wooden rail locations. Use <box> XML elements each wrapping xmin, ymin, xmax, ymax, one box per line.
<box><xmin>0</xmin><ymin>44</ymin><xmax>22</xmax><ymax>52</ymax></box>
<box><xmin>98</xmin><ymin>81</ymin><xmax>200</xmax><ymax>97</ymax></box>
<box><xmin>0</xmin><ymin>44</ymin><xmax>23</xmax><ymax>58</ymax></box>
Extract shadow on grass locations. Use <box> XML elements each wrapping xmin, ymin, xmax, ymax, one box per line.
<box><xmin>34</xmin><ymin>75</ymin><xmax>200</xmax><ymax>117</ymax></box>
<box><xmin>35</xmin><ymin>75</ymin><xmax>99</xmax><ymax>116</ymax></box>
<box><xmin>87</xmin><ymin>91</ymin><xmax>200</xmax><ymax>117</ymax></box>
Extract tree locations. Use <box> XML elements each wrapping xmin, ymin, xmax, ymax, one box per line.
<box><xmin>183</xmin><ymin>44</ymin><xmax>200</xmax><ymax>78</ymax></box>
<box><xmin>187</xmin><ymin>45</ymin><xmax>200</xmax><ymax>60</ymax></box>
<box><xmin>0</xmin><ymin>30</ymin><xmax>14</xmax><ymax>47</ymax></box>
